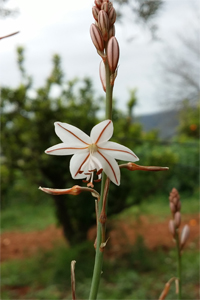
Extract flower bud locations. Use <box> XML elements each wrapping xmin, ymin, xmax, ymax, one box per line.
<box><xmin>99</xmin><ymin>60</ymin><xmax>106</xmax><ymax>92</ymax></box>
<box><xmin>90</xmin><ymin>24</ymin><xmax>104</xmax><ymax>52</ymax></box>
<box><xmin>98</xmin><ymin>10</ymin><xmax>109</xmax><ymax>41</ymax></box>
<box><xmin>169</xmin><ymin>219</ymin><xmax>176</xmax><ymax>237</ymax></box>
<box><xmin>180</xmin><ymin>225</ymin><xmax>190</xmax><ymax>249</ymax></box>
<box><xmin>169</xmin><ymin>202</ymin><xmax>176</xmax><ymax>215</ymax></box>
<box><xmin>101</xmin><ymin>1</ymin><xmax>108</xmax><ymax>13</ymax></box>
<box><xmin>108</xmin><ymin>25</ymin><xmax>115</xmax><ymax>39</ymax></box>
<box><xmin>107</xmin><ymin>36</ymin><xmax>119</xmax><ymax>72</ymax></box>
<box><xmin>108</xmin><ymin>7</ymin><xmax>116</xmax><ymax>25</ymax></box>
<box><xmin>174</xmin><ymin>211</ymin><xmax>181</xmax><ymax>228</ymax></box>
<box><xmin>94</xmin><ymin>0</ymin><xmax>102</xmax><ymax>9</ymax></box>
<box><xmin>92</xmin><ymin>6</ymin><xmax>100</xmax><ymax>22</ymax></box>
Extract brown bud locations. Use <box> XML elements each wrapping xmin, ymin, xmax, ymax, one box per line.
<box><xmin>108</xmin><ymin>7</ymin><xmax>116</xmax><ymax>25</ymax></box>
<box><xmin>90</xmin><ymin>24</ymin><xmax>104</xmax><ymax>52</ymax></box>
<box><xmin>174</xmin><ymin>211</ymin><xmax>181</xmax><ymax>228</ymax></box>
<box><xmin>120</xmin><ymin>162</ymin><xmax>169</xmax><ymax>172</ymax></box>
<box><xmin>169</xmin><ymin>220</ymin><xmax>176</xmax><ymax>237</ymax></box>
<box><xmin>94</xmin><ymin>0</ymin><xmax>102</xmax><ymax>9</ymax></box>
<box><xmin>107</xmin><ymin>36</ymin><xmax>119</xmax><ymax>72</ymax></box>
<box><xmin>98</xmin><ymin>10</ymin><xmax>109</xmax><ymax>41</ymax></box>
<box><xmin>159</xmin><ymin>282</ymin><xmax>170</xmax><ymax>300</ymax></box>
<box><xmin>99</xmin><ymin>60</ymin><xmax>106</xmax><ymax>92</ymax></box>
<box><xmin>180</xmin><ymin>225</ymin><xmax>190</xmax><ymax>249</ymax></box>
<box><xmin>108</xmin><ymin>25</ymin><xmax>115</xmax><ymax>39</ymax></box>
<box><xmin>92</xmin><ymin>6</ymin><xmax>100</xmax><ymax>22</ymax></box>
<box><xmin>39</xmin><ymin>185</ymin><xmax>82</xmax><ymax>196</ymax></box>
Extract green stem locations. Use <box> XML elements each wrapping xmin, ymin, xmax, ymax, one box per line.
<box><xmin>89</xmin><ymin>60</ymin><xmax>113</xmax><ymax>299</ymax></box>
<box><xmin>175</xmin><ymin>230</ymin><xmax>182</xmax><ymax>299</ymax></box>
<box><xmin>89</xmin><ymin>174</ymin><xmax>106</xmax><ymax>300</ymax></box>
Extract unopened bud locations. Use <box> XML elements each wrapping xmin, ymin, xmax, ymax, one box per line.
<box><xmin>107</xmin><ymin>36</ymin><xmax>119</xmax><ymax>72</ymax></box>
<box><xmin>108</xmin><ymin>7</ymin><xmax>116</xmax><ymax>25</ymax></box>
<box><xmin>99</xmin><ymin>60</ymin><xmax>106</xmax><ymax>92</ymax></box>
<box><xmin>98</xmin><ymin>10</ymin><xmax>109</xmax><ymax>41</ymax></box>
<box><xmin>108</xmin><ymin>25</ymin><xmax>115</xmax><ymax>39</ymax></box>
<box><xmin>169</xmin><ymin>202</ymin><xmax>176</xmax><ymax>215</ymax></box>
<box><xmin>174</xmin><ymin>211</ymin><xmax>181</xmax><ymax>228</ymax></box>
<box><xmin>94</xmin><ymin>0</ymin><xmax>102</xmax><ymax>9</ymax></box>
<box><xmin>180</xmin><ymin>225</ymin><xmax>190</xmax><ymax>249</ymax></box>
<box><xmin>90</xmin><ymin>24</ymin><xmax>104</xmax><ymax>52</ymax></box>
<box><xmin>120</xmin><ymin>162</ymin><xmax>169</xmax><ymax>172</ymax></box>
<box><xmin>101</xmin><ymin>1</ymin><xmax>108</xmax><ymax>13</ymax></box>
<box><xmin>92</xmin><ymin>6</ymin><xmax>100</xmax><ymax>22</ymax></box>
<box><xmin>169</xmin><ymin>220</ymin><xmax>176</xmax><ymax>237</ymax></box>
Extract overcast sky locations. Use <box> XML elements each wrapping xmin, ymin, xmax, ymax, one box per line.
<box><xmin>0</xmin><ymin>0</ymin><xmax>199</xmax><ymax>115</ymax></box>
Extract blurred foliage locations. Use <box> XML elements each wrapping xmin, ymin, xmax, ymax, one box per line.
<box><xmin>0</xmin><ymin>0</ymin><xmax>19</xmax><ymax>19</ymax></box>
<box><xmin>114</xmin><ymin>0</ymin><xmax>163</xmax><ymax>39</ymax></box>
<box><xmin>178</xmin><ymin>100</ymin><xmax>199</xmax><ymax>139</ymax></box>
<box><xmin>1</xmin><ymin>47</ymin><xmax>198</xmax><ymax>244</ymax></box>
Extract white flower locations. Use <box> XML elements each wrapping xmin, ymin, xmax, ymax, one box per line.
<box><xmin>45</xmin><ymin>119</ymin><xmax>139</xmax><ymax>186</ymax></box>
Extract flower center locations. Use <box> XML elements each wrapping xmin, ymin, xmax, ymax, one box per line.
<box><xmin>88</xmin><ymin>143</ymin><xmax>98</xmax><ymax>154</ymax></box>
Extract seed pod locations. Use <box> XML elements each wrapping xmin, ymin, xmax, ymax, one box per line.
<box><xmin>90</xmin><ymin>24</ymin><xmax>104</xmax><ymax>52</ymax></box>
<box><xmin>108</xmin><ymin>7</ymin><xmax>116</xmax><ymax>25</ymax></box>
<box><xmin>107</xmin><ymin>36</ymin><xmax>119</xmax><ymax>72</ymax></box>
<box><xmin>174</xmin><ymin>211</ymin><xmax>181</xmax><ymax>228</ymax></box>
<box><xmin>98</xmin><ymin>10</ymin><xmax>109</xmax><ymax>41</ymax></box>
<box><xmin>108</xmin><ymin>25</ymin><xmax>115</xmax><ymax>39</ymax></box>
<box><xmin>99</xmin><ymin>60</ymin><xmax>106</xmax><ymax>92</ymax></box>
<box><xmin>92</xmin><ymin>6</ymin><xmax>100</xmax><ymax>22</ymax></box>
<box><xmin>168</xmin><ymin>219</ymin><xmax>175</xmax><ymax>237</ymax></box>
<box><xmin>180</xmin><ymin>225</ymin><xmax>190</xmax><ymax>249</ymax></box>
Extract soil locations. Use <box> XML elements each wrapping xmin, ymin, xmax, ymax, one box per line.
<box><xmin>1</xmin><ymin>214</ymin><xmax>199</xmax><ymax>262</ymax></box>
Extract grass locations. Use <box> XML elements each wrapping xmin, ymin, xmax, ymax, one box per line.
<box><xmin>1</xmin><ymin>191</ymin><xmax>199</xmax><ymax>299</ymax></box>
<box><xmin>1</xmin><ymin>240</ymin><xmax>199</xmax><ymax>299</ymax></box>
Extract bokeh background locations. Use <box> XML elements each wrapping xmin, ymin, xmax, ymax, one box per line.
<box><xmin>1</xmin><ymin>0</ymin><xmax>199</xmax><ymax>299</ymax></box>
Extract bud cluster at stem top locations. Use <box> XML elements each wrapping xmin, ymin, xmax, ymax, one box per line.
<box><xmin>90</xmin><ymin>0</ymin><xmax>119</xmax><ymax>90</ymax></box>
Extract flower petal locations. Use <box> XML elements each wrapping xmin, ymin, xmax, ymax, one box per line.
<box><xmin>93</xmin><ymin>151</ymin><xmax>120</xmax><ymax>185</ymax></box>
<box><xmin>55</xmin><ymin>122</ymin><xmax>91</xmax><ymax>145</ymax></box>
<box><xmin>90</xmin><ymin>119</ymin><xmax>113</xmax><ymax>144</ymax></box>
<box><xmin>45</xmin><ymin>143</ymin><xmax>88</xmax><ymax>155</ymax></box>
<box><xmin>98</xmin><ymin>141</ymin><xmax>139</xmax><ymax>162</ymax></box>
<box><xmin>70</xmin><ymin>152</ymin><xmax>90</xmax><ymax>179</ymax></box>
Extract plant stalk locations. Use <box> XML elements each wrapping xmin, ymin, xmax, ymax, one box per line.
<box><xmin>89</xmin><ymin>60</ymin><xmax>113</xmax><ymax>299</ymax></box>
<box><xmin>175</xmin><ymin>230</ymin><xmax>182</xmax><ymax>299</ymax></box>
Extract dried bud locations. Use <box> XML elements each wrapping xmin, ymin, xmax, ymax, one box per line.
<box><xmin>90</xmin><ymin>24</ymin><xmax>104</xmax><ymax>52</ymax></box>
<box><xmin>39</xmin><ymin>185</ymin><xmax>82</xmax><ymax>195</ymax></box>
<box><xmin>174</xmin><ymin>211</ymin><xmax>181</xmax><ymax>228</ymax></box>
<box><xmin>159</xmin><ymin>282</ymin><xmax>170</xmax><ymax>300</ymax></box>
<box><xmin>92</xmin><ymin>6</ymin><xmax>100</xmax><ymax>22</ymax></box>
<box><xmin>108</xmin><ymin>7</ymin><xmax>116</xmax><ymax>25</ymax></box>
<box><xmin>108</xmin><ymin>25</ymin><xmax>115</xmax><ymax>39</ymax></box>
<box><xmin>169</xmin><ymin>220</ymin><xmax>176</xmax><ymax>237</ymax></box>
<box><xmin>98</xmin><ymin>10</ymin><xmax>109</xmax><ymax>41</ymax></box>
<box><xmin>108</xmin><ymin>1</ymin><xmax>113</xmax><ymax>13</ymax></box>
<box><xmin>107</xmin><ymin>36</ymin><xmax>119</xmax><ymax>72</ymax></box>
<box><xmin>94</xmin><ymin>0</ymin><xmax>102</xmax><ymax>9</ymax></box>
<box><xmin>99</xmin><ymin>60</ymin><xmax>106</xmax><ymax>92</ymax></box>
<box><xmin>120</xmin><ymin>162</ymin><xmax>169</xmax><ymax>172</ymax></box>
<box><xmin>169</xmin><ymin>202</ymin><xmax>176</xmax><ymax>215</ymax></box>
<box><xmin>169</xmin><ymin>188</ymin><xmax>180</xmax><ymax>202</ymax></box>
<box><xmin>180</xmin><ymin>225</ymin><xmax>190</xmax><ymax>249</ymax></box>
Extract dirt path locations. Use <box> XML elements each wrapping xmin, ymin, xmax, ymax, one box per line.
<box><xmin>1</xmin><ymin>214</ymin><xmax>199</xmax><ymax>262</ymax></box>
